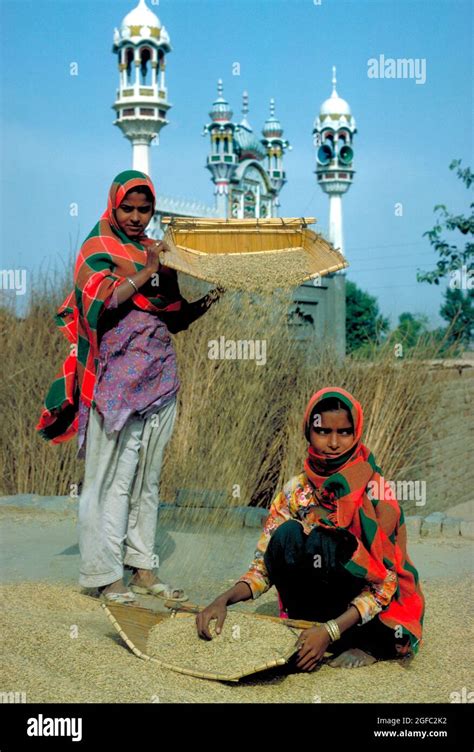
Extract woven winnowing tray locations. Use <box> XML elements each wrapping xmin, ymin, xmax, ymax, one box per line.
<box><xmin>161</xmin><ymin>217</ymin><xmax>348</xmax><ymax>291</ymax></box>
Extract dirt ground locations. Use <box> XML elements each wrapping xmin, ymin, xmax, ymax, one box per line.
<box><xmin>0</xmin><ymin>505</ymin><xmax>473</xmax><ymax>703</ymax></box>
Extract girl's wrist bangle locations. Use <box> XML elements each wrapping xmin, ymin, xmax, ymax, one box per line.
<box><xmin>126</xmin><ymin>276</ymin><xmax>139</xmax><ymax>293</ymax></box>
<box><xmin>323</xmin><ymin>619</ymin><xmax>341</xmax><ymax>642</ymax></box>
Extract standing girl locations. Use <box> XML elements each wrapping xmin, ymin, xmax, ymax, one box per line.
<box><xmin>37</xmin><ymin>170</ymin><xmax>222</xmax><ymax>603</ymax></box>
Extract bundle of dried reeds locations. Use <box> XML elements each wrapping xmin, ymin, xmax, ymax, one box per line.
<box><xmin>5</xmin><ymin>255</ymin><xmax>465</xmax><ymax>520</ymax></box>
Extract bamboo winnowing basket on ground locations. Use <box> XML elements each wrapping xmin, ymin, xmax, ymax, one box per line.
<box><xmin>161</xmin><ymin>217</ymin><xmax>348</xmax><ymax>291</ymax></box>
<box><xmin>102</xmin><ymin>602</ymin><xmax>321</xmax><ymax>682</ymax></box>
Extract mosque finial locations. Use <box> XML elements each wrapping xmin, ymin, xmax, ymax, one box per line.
<box><xmin>332</xmin><ymin>65</ymin><xmax>338</xmax><ymax>95</ymax></box>
<box><xmin>242</xmin><ymin>90</ymin><xmax>249</xmax><ymax>116</ymax></box>
<box><xmin>217</xmin><ymin>78</ymin><xmax>223</xmax><ymax>98</ymax></box>
<box><xmin>269</xmin><ymin>97</ymin><xmax>275</xmax><ymax>117</ymax></box>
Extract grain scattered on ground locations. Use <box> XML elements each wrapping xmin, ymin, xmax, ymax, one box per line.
<box><xmin>1</xmin><ymin>578</ymin><xmax>473</xmax><ymax>703</ymax></box>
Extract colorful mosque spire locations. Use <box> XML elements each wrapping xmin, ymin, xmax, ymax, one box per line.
<box><xmin>203</xmin><ymin>84</ymin><xmax>290</xmax><ymax>218</ymax></box>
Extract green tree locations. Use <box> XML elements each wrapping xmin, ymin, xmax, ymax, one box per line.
<box><xmin>346</xmin><ymin>280</ymin><xmax>389</xmax><ymax>353</ymax></box>
<box><xmin>390</xmin><ymin>312</ymin><xmax>430</xmax><ymax>349</ymax></box>
<box><xmin>439</xmin><ymin>286</ymin><xmax>474</xmax><ymax>348</ymax></box>
<box><xmin>417</xmin><ymin>160</ymin><xmax>473</xmax><ymax>286</ymax></box>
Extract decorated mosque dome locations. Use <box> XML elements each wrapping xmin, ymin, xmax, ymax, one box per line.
<box><xmin>234</xmin><ymin>128</ymin><xmax>267</xmax><ymax>160</ymax></box>
<box><xmin>319</xmin><ymin>67</ymin><xmax>352</xmax><ymax>119</ymax></box>
<box><xmin>209</xmin><ymin>79</ymin><xmax>233</xmax><ymax>124</ymax></box>
<box><xmin>115</xmin><ymin>0</ymin><xmax>170</xmax><ymax>46</ymax></box>
<box><xmin>262</xmin><ymin>99</ymin><xmax>283</xmax><ymax>138</ymax></box>
<box><xmin>234</xmin><ymin>91</ymin><xmax>267</xmax><ymax>160</ymax></box>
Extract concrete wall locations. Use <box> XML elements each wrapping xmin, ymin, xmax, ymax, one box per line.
<box><xmin>420</xmin><ymin>365</ymin><xmax>474</xmax><ymax>514</ymax></box>
<box><xmin>290</xmin><ymin>272</ymin><xmax>346</xmax><ymax>357</ymax></box>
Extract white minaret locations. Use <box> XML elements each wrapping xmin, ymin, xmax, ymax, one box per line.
<box><xmin>313</xmin><ymin>66</ymin><xmax>357</xmax><ymax>256</ymax></box>
<box><xmin>112</xmin><ymin>0</ymin><xmax>172</xmax><ymax>177</ymax></box>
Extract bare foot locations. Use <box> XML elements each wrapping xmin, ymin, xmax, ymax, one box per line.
<box><xmin>328</xmin><ymin>648</ymin><xmax>376</xmax><ymax>668</ymax></box>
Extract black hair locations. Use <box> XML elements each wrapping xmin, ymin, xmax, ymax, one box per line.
<box><xmin>309</xmin><ymin>397</ymin><xmax>354</xmax><ymax>431</ymax></box>
<box><xmin>123</xmin><ymin>185</ymin><xmax>154</xmax><ymax>203</ymax></box>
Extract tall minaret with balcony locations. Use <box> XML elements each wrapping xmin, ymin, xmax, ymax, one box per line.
<box><xmin>310</xmin><ymin>66</ymin><xmax>356</xmax><ymax>355</ymax></box>
<box><xmin>203</xmin><ymin>79</ymin><xmax>237</xmax><ymax>217</ymax></box>
<box><xmin>112</xmin><ymin>0</ymin><xmax>172</xmax><ymax>177</ymax></box>
<box><xmin>313</xmin><ymin>66</ymin><xmax>357</xmax><ymax>256</ymax></box>
<box><xmin>292</xmin><ymin>68</ymin><xmax>356</xmax><ymax>357</ymax></box>
<box><xmin>261</xmin><ymin>98</ymin><xmax>291</xmax><ymax>214</ymax></box>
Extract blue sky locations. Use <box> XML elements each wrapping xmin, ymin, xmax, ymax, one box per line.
<box><xmin>1</xmin><ymin>0</ymin><xmax>472</xmax><ymax>325</ymax></box>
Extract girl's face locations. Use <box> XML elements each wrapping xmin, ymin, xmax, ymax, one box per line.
<box><xmin>309</xmin><ymin>409</ymin><xmax>354</xmax><ymax>457</ymax></box>
<box><xmin>114</xmin><ymin>190</ymin><xmax>153</xmax><ymax>238</ymax></box>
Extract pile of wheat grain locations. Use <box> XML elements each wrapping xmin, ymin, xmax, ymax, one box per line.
<box><xmin>146</xmin><ymin>612</ymin><xmax>298</xmax><ymax>679</ymax></box>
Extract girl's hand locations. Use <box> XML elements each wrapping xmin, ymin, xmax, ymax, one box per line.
<box><xmin>205</xmin><ymin>286</ymin><xmax>226</xmax><ymax>307</ymax></box>
<box><xmin>295</xmin><ymin>625</ymin><xmax>331</xmax><ymax>671</ymax></box>
<box><xmin>145</xmin><ymin>240</ymin><xmax>170</xmax><ymax>273</ymax></box>
<box><xmin>195</xmin><ymin>599</ymin><xmax>228</xmax><ymax>640</ymax></box>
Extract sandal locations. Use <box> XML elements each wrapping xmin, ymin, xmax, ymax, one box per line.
<box><xmin>129</xmin><ymin>582</ymin><xmax>188</xmax><ymax>602</ymax></box>
<box><xmin>99</xmin><ymin>588</ymin><xmax>137</xmax><ymax>605</ymax></box>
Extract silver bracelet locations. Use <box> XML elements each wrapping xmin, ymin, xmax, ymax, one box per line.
<box><xmin>126</xmin><ymin>276</ymin><xmax>139</xmax><ymax>293</ymax></box>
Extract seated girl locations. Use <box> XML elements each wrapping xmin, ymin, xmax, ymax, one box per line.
<box><xmin>196</xmin><ymin>386</ymin><xmax>425</xmax><ymax>671</ymax></box>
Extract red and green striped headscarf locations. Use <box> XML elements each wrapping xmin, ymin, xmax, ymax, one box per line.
<box><xmin>303</xmin><ymin>386</ymin><xmax>425</xmax><ymax>656</ymax></box>
<box><xmin>36</xmin><ymin>170</ymin><xmax>182</xmax><ymax>444</ymax></box>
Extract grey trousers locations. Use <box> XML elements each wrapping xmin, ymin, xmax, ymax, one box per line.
<box><xmin>77</xmin><ymin>398</ymin><xmax>177</xmax><ymax>588</ymax></box>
